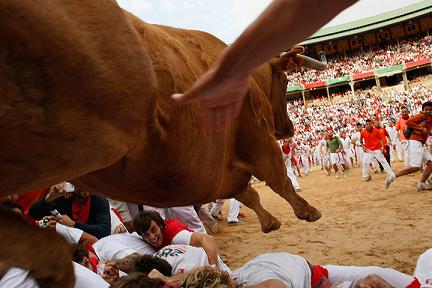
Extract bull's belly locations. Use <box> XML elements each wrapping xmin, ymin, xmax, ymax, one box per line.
<box><xmin>78</xmin><ymin>162</ymin><xmax>250</xmax><ymax>207</ymax></box>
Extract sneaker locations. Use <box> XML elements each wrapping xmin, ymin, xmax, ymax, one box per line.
<box><xmin>295</xmin><ymin>188</ymin><xmax>302</xmax><ymax>192</ymax></box>
<box><xmin>417</xmin><ymin>182</ymin><xmax>432</xmax><ymax>192</ymax></box>
<box><xmin>336</xmin><ymin>174</ymin><xmax>340</xmax><ymax>179</ymax></box>
<box><xmin>228</xmin><ymin>221</ymin><xmax>244</xmax><ymax>226</ymax></box>
<box><xmin>362</xmin><ymin>175</ymin><xmax>372</xmax><ymax>182</ymax></box>
<box><xmin>385</xmin><ymin>174</ymin><xmax>396</xmax><ymax>189</ymax></box>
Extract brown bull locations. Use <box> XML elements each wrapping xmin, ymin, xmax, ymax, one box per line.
<box><xmin>0</xmin><ymin>1</ymin><xmax>320</xmax><ymax>287</ymax></box>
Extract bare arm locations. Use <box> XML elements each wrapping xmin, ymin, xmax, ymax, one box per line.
<box><xmin>78</xmin><ymin>231</ymin><xmax>98</xmax><ymax>246</ymax></box>
<box><xmin>189</xmin><ymin>233</ymin><xmax>218</xmax><ymax>265</ymax></box>
<box><xmin>174</xmin><ymin>0</ymin><xmax>357</xmax><ymax>128</ymax></box>
<box><xmin>214</xmin><ymin>0</ymin><xmax>357</xmax><ymax>77</ymax></box>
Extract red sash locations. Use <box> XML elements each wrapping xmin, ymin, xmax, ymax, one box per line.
<box><xmin>72</xmin><ymin>197</ymin><xmax>91</xmax><ymax>223</ymax></box>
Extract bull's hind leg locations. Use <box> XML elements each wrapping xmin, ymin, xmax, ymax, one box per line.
<box><xmin>0</xmin><ymin>211</ymin><xmax>74</xmax><ymax>288</ymax></box>
<box><xmin>235</xmin><ymin>186</ymin><xmax>281</xmax><ymax>233</ymax></box>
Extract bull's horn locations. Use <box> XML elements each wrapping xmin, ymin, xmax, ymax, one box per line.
<box><xmin>295</xmin><ymin>54</ymin><xmax>327</xmax><ymax>71</ymax></box>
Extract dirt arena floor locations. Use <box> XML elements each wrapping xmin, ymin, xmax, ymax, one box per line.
<box><xmin>214</xmin><ymin>162</ymin><xmax>432</xmax><ymax>274</ymax></box>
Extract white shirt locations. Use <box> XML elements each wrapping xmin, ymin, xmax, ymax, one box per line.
<box><xmin>155</xmin><ymin>245</ymin><xmax>208</xmax><ymax>275</ymax></box>
<box><xmin>230</xmin><ymin>253</ymin><xmax>311</xmax><ymax>288</ymax></box>
<box><xmin>92</xmin><ymin>232</ymin><xmax>155</xmax><ymax>261</ymax></box>
<box><xmin>325</xmin><ymin>264</ymin><xmax>417</xmax><ymax>288</ymax></box>
<box><xmin>351</xmin><ymin>132</ymin><xmax>361</xmax><ymax>146</ymax></box>
<box><xmin>56</xmin><ymin>223</ymin><xmax>83</xmax><ymax>244</ymax></box>
<box><xmin>341</xmin><ymin>136</ymin><xmax>352</xmax><ymax>151</ymax></box>
<box><xmin>387</xmin><ymin>126</ymin><xmax>398</xmax><ymax>142</ymax></box>
<box><xmin>317</xmin><ymin>138</ymin><xmax>328</xmax><ymax>156</ymax></box>
<box><xmin>171</xmin><ymin>230</ymin><xmax>193</xmax><ymax>245</ymax></box>
<box><xmin>414</xmin><ymin>248</ymin><xmax>432</xmax><ymax>287</ymax></box>
<box><xmin>299</xmin><ymin>144</ymin><xmax>311</xmax><ymax>156</ymax></box>
<box><xmin>73</xmin><ymin>262</ymin><xmax>110</xmax><ymax>288</ymax></box>
<box><xmin>0</xmin><ymin>267</ymin><xmax>38</xmax><ymax>288</ymax></box>
<box><xmin>0</xmin><ymin>263</ymin><xmax>109</xmax><ymax>288</ymax></box>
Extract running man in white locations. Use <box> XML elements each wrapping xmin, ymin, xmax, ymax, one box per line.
<box><xmin>387</xmin><ymin>118</ymin><xmax>399</xmax><ymax>163</ymax></box>
<box><xmin>351</xmin><ymin>123</ymin><xmax>364</xmax><ymax>168</ymax></box>
<box><xmin>340</xmin><ymin>131</ymin><xmax>354</xmax><ymax>169</ymax></box>
<box><xmin>299</xmin><ymin>141</ymin><xmax>311</xmax><ymax>175</ymax></box>
<box><xmin>360</xmin><ymin>119</ymin><xmax>396</xmax><ymax>184</ymax></box>
<box><xmin>281</xmin><ymin>138</ymin><xmax>301</xmax><ymax>192</ymax></box>
<box><xmin>317</xmin><ymin>133</ymin><xmax>331</xmax><ymax>175</ymax></box>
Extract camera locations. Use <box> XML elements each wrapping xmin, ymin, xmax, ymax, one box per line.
<box><xmin>64</xmin><ymin>182</ymin><xmax>75</xmax><ymax>193</ymax></box>
<box><xmin>38</xmin><ymin>218</ymin><xmax>50</xmax><ymax>229</ymax></box>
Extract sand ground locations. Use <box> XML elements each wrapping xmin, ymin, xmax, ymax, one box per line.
<box><xmin>213</xmin><ymin>162</ymin><xmax>432</xmax><ymax>274</ymax></box>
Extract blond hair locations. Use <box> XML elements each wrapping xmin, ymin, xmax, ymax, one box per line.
<box><xmin>181</xmin><ymin>266</ymin><xmax>235</xmax><ymax>288</ymax></box>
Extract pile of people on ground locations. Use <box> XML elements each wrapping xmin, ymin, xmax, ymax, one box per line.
<box><xmin>286</xmin><ymin>35</ymin><xmax>432</xmax><ymax>86</ymax></box>
<box><xmin>1</xmin><ymin>179</ymin><xmax>432</xmax><ymax>288</ymax></box>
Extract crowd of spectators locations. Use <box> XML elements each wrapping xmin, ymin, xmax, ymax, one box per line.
<box><xmin>286</xmin><ymin>35</ymin><xmax>432</xmax><ymax>86</ymax></box>
<box><xmin>288</xmin><ymin>85</ymin><xmax>431</xmax><ymax>144</ymax></box>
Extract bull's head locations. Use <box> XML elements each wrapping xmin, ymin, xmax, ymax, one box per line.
<box><xmin>267</xmin><ymin>46</ymin><xmax>305</xmax><ymax>139</ymax></box>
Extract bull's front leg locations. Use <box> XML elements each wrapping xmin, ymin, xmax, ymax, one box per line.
<box><xmin>0</xmin><ymin>211</ymin><xmax>75</xmax><ymax>288</ymax></box>
<box><xmin>235</xmin><ymin>139</ymin><xmax>321</xmax><ymax>223</ymax></box>
<box><xmin>235</xmin><ymin>186</ymin><xmax>281</xmax><ymax>233</ymax></box>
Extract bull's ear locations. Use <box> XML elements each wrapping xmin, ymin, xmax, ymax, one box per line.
<box><xmin>269</xmin><ymin>46</ymin><xmax>305</xmax><ymax>73</ymax></box>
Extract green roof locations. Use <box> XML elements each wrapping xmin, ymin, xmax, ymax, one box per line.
<box><xmin>300</xmin><ymin>0</ymin><xmax>432</xmax><ymax>45</ymax></box>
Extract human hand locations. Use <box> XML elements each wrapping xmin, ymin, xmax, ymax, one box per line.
<box><xmin>172</xmin><ymin>66</ymin><xmax>250</xmax><ymax>130</ymax></box>
<box><xmin>102</xmin><ymin>262</ymin><xmax>119</xmax><ymax>285</ymax></box>
<box><xmin>57</xmin><ymin>214</ymin><xmax>76</xmax><ymax>227</ymax></box>
<box><xmin>39</xmin><ymin>216</ymin><xmax>57</xmax><ymax>230</ymax></box>
<box><xmin>45</xmin><ymin>182</ymin><xmax>70</xmax><ymax>202</ymax></box>
<box><xmin>113</xmin><ymin>224</ymin><xmax>128</xmax><ymax>234</ymax></box>
<box><xmin>148</xmin><ymin>268</ymin><xmax>166</xmax><ymax>281</ymax></box>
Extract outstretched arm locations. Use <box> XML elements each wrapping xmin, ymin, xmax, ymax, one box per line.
<box><xmin>173</xmin><ymin>0</ymin><xmax>357</xmax><ymax>128</ymax></box>
<box><xmin>189</xmin><ymin>233</ymin><xmax>218</xmax><ymax>265</ymax></box>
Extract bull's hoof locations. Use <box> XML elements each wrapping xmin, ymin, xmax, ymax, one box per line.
<box><xmin>296</xmin><ymin>206</ymin><xmax>321</xmax><ymax>222</ymax></box>
<box><xmin>261</xmin><ymin>217</ymin><xmax>281</xmax><ymax>233</ymax></box>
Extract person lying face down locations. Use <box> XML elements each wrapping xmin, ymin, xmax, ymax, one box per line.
<box><xmin>145</xmin><ymin>252</ymin><xmax>420</xmax><ymax>288</ymax></box>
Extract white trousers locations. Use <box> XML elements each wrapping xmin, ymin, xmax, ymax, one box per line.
<box><xmin>285</xmin><ymin>158</ymin><xmax>300</xmax><ymax>190</ymax></box>
<box><xmin>136</xmin><ymin>205</ymin><xmax>207</xmax><ymax>234</ymax></box>
<box><xmin>300</xmin><ymin>154</ymin><xmax>310</xmax><ymax>174</ymax></box>
<box><xmin>396</xmin><ymin>140</ymin><xmax>408</xmax><ymax>165</ymax></box>
<box><xmin>355</xmin><ymin>146</ymin><xmax>364</xmax><ymax>163</ymax></box>
<box><xmin>362</xmin><ymin>150</ymin><xmax>395</xmax><ymax>178</ymax></box>
<box><xmin>210</xmin><ymin>199</ymin><xmax>241</xmax><ymax>223</ymax></box>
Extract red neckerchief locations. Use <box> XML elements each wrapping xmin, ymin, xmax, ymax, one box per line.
<box><xmin>72</xmin><ymin>197</ymin><xmax>91</xmax><ymax>224</ymax></box>
<box><xmin>311</xmin><ymin>265</ymin><xmax>329</xmax><ymax>287</ymax></box>
<box><xmin>86</xmin><ymin>244</ymin><xmax>99</xmax><ymax>273</ymax></box>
